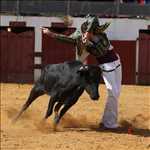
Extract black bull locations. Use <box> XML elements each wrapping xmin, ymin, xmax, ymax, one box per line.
<box><xmin>13</xmin><ymin>61</ymin><xmax>101</xmax><ymax>128</ymax></box>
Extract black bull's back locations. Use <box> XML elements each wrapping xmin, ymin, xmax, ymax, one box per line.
<box><xmin>38</xmin><ymin>61</ymin><xmax>83</xmax><ymax>96</ymax></box>
<box><xmin>13</xmin><ymin>60</ymin><xmax>101</xmax><ymax>129</ymax></box>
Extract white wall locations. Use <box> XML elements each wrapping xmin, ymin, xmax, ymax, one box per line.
<box><xmin>1</xmin><ymin>15</ymin><xmax>149</xmax><ymax>41</ymax></box>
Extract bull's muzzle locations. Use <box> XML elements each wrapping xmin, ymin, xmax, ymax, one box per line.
<box><xmin>90</xmin><ymin>95</ymin><xmax>99</xmax><ymax>101</ymax></box>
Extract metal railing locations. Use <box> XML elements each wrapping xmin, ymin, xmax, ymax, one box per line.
<box><xmin>0</xmin><ymin>0</ymin><xmax>150</xmax><ymax>17</ymax></box>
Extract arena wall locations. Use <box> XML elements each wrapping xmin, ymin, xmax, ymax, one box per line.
<box><xmin>0</xmin><ymin>15</ymin><xmax>149</xmax><ymax>84</ymax></box>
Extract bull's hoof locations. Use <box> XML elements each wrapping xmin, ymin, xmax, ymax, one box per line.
<box><xmin>53</xmin><ymin>117</ymin><xmax>59</xmax><ymax>131</ymax></box>
<box><xmin>53</xmin><ymin>123</ymin><xmax>57</xmax><ymax>131</ymax></box>
<box><xmin>54</xmin><ymin>116</ymin><xmax>59</xmax><ymax>124</ymax></box>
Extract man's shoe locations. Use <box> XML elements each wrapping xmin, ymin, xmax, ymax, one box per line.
<box><xmin>99</xmin><ymin>123</ymin><xmax>118</xmax><ymax>131</ymax></box>
<box><xmin>99</xmin><ymin>123</ymin><xmax>127</xmax><ymax>133</ymax></box>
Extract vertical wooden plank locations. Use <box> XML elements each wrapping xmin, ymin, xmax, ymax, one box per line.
<box><xmin>7</xmin><ymin>32</ymin><xmax>21</xmax><ymax>81</ymax></box>
<box><xmin>113</xmin><ymin>41</ymin><xmax>136</xmax><ymax>84</ymax></box>
<box><xmin>0</xmin><ymin>30</ymin><xmax>8</xmax><ymax>82</ymax></box>
<box><xmin>16</xmin><ymin>30</ymin><xmax>34</xmax><ymax>83</ymax></box>
<box><xmin>21</xmin><ymin>31</ymin><xmax>34</xmax><ymax>82</ymax></box>
<box><xmin>138</xmin><ymin>32</ymin><xmax>150</xmax><ymax>85</ymax></box>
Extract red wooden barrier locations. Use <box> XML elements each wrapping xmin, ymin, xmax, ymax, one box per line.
<box><xmin>0</xmin><ymin>27</ymin><xmax>34</xmax><ymax>83</ymax></box>
<box><xmin>138</xmin><ymin>31</ymin><xmax>150</xmax><ymax>85</ymax></box>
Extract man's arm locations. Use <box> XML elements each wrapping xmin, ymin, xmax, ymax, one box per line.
<box><xmin>42</xmin><ymin>27</ymin><xmax>80</xmax><ymax>44</ymax></box>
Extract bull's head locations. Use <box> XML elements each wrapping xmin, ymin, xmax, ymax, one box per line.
<box><xmin>78</xmin><ymin>65</ymin><xmax>101</xmax><ymax>100</ymax></box>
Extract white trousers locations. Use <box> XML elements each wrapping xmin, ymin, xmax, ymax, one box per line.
<box><xmin>99</xmin><ymin>58</ymin><xmax>122</xmax><ymax>128</ymax></box>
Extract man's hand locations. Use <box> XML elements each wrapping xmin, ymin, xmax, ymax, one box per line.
<box><xmin>41</xmin><ymin>27</ymin><xmax>56</xmax><ymax>38</ymax></box>
<box><xmin>42</xmin><ymin>27</ymin><xmax>49</xmax><ymax>34</ymax></box>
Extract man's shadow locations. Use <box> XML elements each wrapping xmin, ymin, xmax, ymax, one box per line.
<box><xmin>89</xmin><ymin>120</ymin><xmax>150</xmax><ymax>137</ymax></box>
<box><xmin>63</xmin><ymin>120</ymin><xmax>150</xmax><ymax>138</ymax></box>
<box><xmin>93</xmin><ymin>126</ymin><xmax>150</xmax><ymax>137</ymax></box>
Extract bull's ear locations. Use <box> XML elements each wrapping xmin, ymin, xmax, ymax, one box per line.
<box><xmin>77</xmin><ymin>65</ymin><xmax>89</xmax><ymax>75</ymax></box>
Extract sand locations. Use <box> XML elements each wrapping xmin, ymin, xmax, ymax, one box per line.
<box><xmin>1</xmin><ymin>83</ymin><xmax>150</xmax><ymax>150</ymax></box>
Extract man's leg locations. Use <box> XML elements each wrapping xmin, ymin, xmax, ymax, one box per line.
<box><xmin>101</xmin><ymin>63</ymin><xmax>122</xmax><ymax>128</ymax></box>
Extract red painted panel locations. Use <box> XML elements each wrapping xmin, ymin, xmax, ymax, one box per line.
<box><xmin>138</xmin><ymin>32</ymin><xmax>150</xmax><ymax>85</ymax></box>
<box><xmin>42</xmin><ymin>27</ymin><xmax>76</xmax><ymax>66</ymax></box>
<box><xmin>112</xmin><ymin>41</ymin><xmax>136</xmax><ymax>84</ymax></box>
<box><xmin>87</xmin><ymin>41</ymin><xmax>136</xmax><ymax>84</ymax></box>
<box><xmin>0</xmin><ymin>28</ymin><xmax>34</xmax><ymax>83</ymax></box>
<box><xmin>0</xmin><ymin>30</ymin><xmax>8</xmax><ymax>81</ymax></box>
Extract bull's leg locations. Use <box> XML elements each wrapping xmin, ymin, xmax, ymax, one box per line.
<box><xmin>54</xmin><ymin>87</ymin><xmax>84</xmax><ymax>126</ymax></box>
<box><xmin>12</xmin><ymin>86</ymin><xmax>44</xmax><ymax>122</ymax></box>
<box><xmin>44</xmin><ymin>97</ymin><xmax>57</xmax><ymax>119</ymax></box>
<box><xmin>54</xmin><ymin>98</ymin><xmax>78</xmax><ymax>125</ymax></box>
<box><xmin>54</xmin><ymin>102</ymin><xmax>63</xmax><ymax>123</ymax></box>
<box><xmin>51</xmin><ymin>102</ymin><xmax>63</xmax><ymax>131</ymax></box>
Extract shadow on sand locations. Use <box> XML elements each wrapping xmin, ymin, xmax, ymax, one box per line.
<box><xmin>93</xmin><ymin>126</ymin><xmax>150</xmax><ymax>137</ymax></box>
<box><xmin>60</xmin><ymin>123</ymin><xmax>150</xmax><ymax>138</ymax></box>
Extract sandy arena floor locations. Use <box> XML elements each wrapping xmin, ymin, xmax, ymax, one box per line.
<box><xmin>0</xmin><ymin>83</ymin><xmax>150</xmax><ymax>150</ymax></box>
